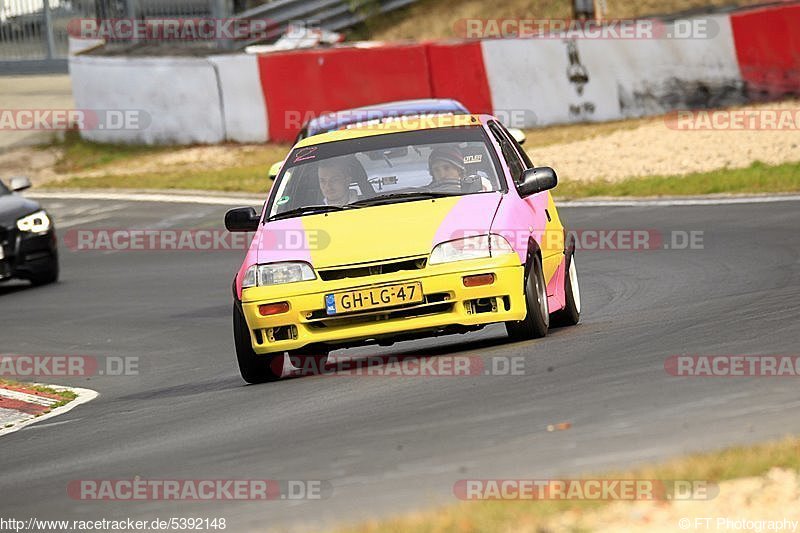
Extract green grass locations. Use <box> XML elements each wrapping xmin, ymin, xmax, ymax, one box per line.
<box><xmin>48</xmin><ymin>158</ymin><xmax>800</xmax><ymax>199</ymax></box>
<box><xmin>345</xmin><ymin>436</ymin><xmax>800</xmax><ymax>533</ymax></box>
<box><xmin>42</xmin><ymin>132</ymin><xmax>291</xmax><ymax>193</ymax></box>
<box><xmin>555</xmin><ymin>161</ymin><xmax>800</xmax><ymax>199</ymax></box>
<box><xmin>51</xmin><ymin>165</ymin><xmax>276</xmax><ymax>194</ymax></box>
<box><xmin>44</xmin><ymin>129</ymin><xmax>174</xmax><ymax>173</ymax></box>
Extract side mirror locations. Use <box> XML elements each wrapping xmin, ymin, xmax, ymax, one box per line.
<box><xmin>517</xmin><ymin>167</ymin><xmax>557</xmax><ymax>197</ymax></box>
<box><xmin>9</xmin><ymin>176</ymin><xmax>31</xmax><ymax>192</ymax></box>
<box><xmin>268</xmin><ymin>160</ymin><xmax>283</xmax><ymax>180</ymax></box>
<box><xmin>225</xmin><ymin>207</ymin><xmax>261</xmax><ymax>232</ymax></box>
<box><xmin>507</xmin><ymin>128</ymin><xmax>526</xmax><ymax>145</ymax></box>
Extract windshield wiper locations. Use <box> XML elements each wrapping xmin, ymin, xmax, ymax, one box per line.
<box><xmin>268</xmin><ymin>204</ymin><xmax>349</xmax><ymax>221</ymax></box>
<box><xmin>348</xmin><ymin>191</ymin><xmax>458</xmax><ymax>207</ymax></box>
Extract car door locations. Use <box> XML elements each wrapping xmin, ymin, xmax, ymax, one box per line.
<box><xmin>487</xmin><ymin>121</ymin><xmax>565</xmax><ymax>283</ymax></box>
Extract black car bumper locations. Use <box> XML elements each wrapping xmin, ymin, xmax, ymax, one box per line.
<box><xmin>0</xmin><ymin>225</ymin><xmax>58</xmax><ymax>282</ymax></box>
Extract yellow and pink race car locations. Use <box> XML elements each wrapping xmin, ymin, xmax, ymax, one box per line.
<box><xmin>225</xmin><ymin>114</ymin><xmax>580</xmax><ymax>383</ymax></box>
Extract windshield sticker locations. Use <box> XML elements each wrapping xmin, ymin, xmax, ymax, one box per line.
<box><xmin>464</xmin><ymin>155</ymin><xmax>483</xmax><ymax>164</ymax></box>
<box><xmin>276</xmin><ymin>196</ymin><xmax>291</xmax><ymax>205</ymax></box>
<box><xmin>293</xmin><ymin>146</ymin><xmax>318</xmax><ymax>163</ymax></box>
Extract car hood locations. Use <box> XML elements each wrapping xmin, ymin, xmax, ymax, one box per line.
<box><xmin>256</xmin><ymin>193</ymin><xmax>503</xmax><ymax>269</ymax></box>
<box><xmin>0</xmin><ymin>194</ymin><xmax>40</xmax><ymax>227</ymax></box>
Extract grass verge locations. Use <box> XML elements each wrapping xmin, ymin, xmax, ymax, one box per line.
<box><xmin>43</xmin><ymin>130</ymin><xmax>174</xmax><ymax>173</ymax></box>
<box><xmin>345</xmin><ymin>436</ymin><xmax>800</xmax><ymax>532</ymax></box>
<box><xmin>47</xmin><ymin>154</ymin><xmax>800</xmax><ymax>199</ymax></box>
<box><xmin>351</xmin><ymin>0</ymin><xmax>767</xmax><ymax>41</ymax></box>
<box><xmin>554</xmin><ymin>161</ymin><xmax>800</xmax><ymax>199</ymax></box>
<box><xmin>50</xmin><ymin>165</ymin><xmax>276</xmax><ymax>194</ymax></box>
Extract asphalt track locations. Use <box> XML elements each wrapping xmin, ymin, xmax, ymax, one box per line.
<box><xmin>1</xmin><ymin>195</ymin><xmax>799</xmax><ymax>531</ymax></box>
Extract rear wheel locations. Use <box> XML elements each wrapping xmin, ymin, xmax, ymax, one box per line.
<box><xmin>551</xmin><ymin>252</ymin><xmax>581</xmax><ymax>327</ymax></box>
<box><xmin>233</xmin><ymin>303</ymin><xmax>283</xmax><ymax>384</ymax></box>
<box><xmin>506</xmin><ymin>254</ymin><xmax>549</xmax><ymax>340</ymax></box>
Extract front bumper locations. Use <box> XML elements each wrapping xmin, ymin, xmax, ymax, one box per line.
<box><xmin>0</xmin><ymin>226</ymin><xmax>58</xmax><ymax>282</ymax></box>
<box><xmin>240</xmin><ymin>254</ymin><xmax>526</xmax><ymax>354</ymax></box>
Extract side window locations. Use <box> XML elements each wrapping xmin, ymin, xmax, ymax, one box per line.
<box><xmin>488</xmin><ymin>121</ymin><xmax>526</xmax><ymax>185</ymax></box>
<box><xmin>503</xmin><ymin>127</ymin><xmax>533</xmax><ymax>169</ymax></box>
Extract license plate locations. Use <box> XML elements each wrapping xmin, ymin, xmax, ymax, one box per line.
<box><xmin>325</xmin><ymin>282</ymin><xmax>423</xmax><ymax>315</ymax></box>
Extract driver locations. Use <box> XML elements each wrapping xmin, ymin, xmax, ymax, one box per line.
<box><xmin>318</xmin><ymin>157</ymin><xmax>360</xmax><ymax>206</ymax></box>
<box><xmin>428</xmin><ymin>147</ymin><xmax>466</xmax><ymax>187</ymax></box>
<box><xmin>428</xmin><ymin>147</ymin><xmax>493</xmax><ymax>192</ymax></box>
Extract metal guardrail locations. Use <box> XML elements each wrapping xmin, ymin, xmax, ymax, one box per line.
<box><xmin>0</xmin><ymin>0</ymin><xmax>416</xmax><ymax>73</ymax></box>
<box><xmin>234</xmin><ymin>0</ymin><xmax>417</xmax><ymax>46</ymax></box>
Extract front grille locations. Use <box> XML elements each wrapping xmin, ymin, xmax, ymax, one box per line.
<box><xmin>307</xmin><ymin>293</ymin><xmax>453</xmax><ymax>329</ymax></box>
<box><xmin>319</xmin><ymin>256</ymin><xmax>427</xmax><ymax>281</ymax></box>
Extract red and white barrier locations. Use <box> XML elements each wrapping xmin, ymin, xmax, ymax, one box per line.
<box><xmin>257</xmin><ymin>43</ymin><xmax>433</xmax><ymax>141</ymax></box>
<box><xmin>70</xmin><ymin>55</ymin><xmax>225</xmax><ymax>144</ymax></box>
<box><xmin>730</xmin><ymin>3</ymin><xmax>800</xmax><ymax>99</ymax></box>
<box><xmin>68</xmin><ymin>2</ymin><xmax>800</xmax><ymax>145</ymax></box>
<box><xmin>209</xmin><ymin>54</ymin><xmax>269</xmax><ymax>143</ymax></box>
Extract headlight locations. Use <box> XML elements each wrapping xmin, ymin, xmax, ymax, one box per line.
<box><xmin>16</xmin><ymin>210</ymin><xmax>51</xmax><ymax>234</ymax></box>
<box><xmin>241</xmin><ymin>262</ymin><xmax>316</xmax><ymax>288</ymax></box>
<box><xmin>429</xmin><ymin>234</ymin><xmax>515</xmax><ymax>265</ymax></box>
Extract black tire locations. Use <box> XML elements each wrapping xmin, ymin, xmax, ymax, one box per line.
<box><xmin>506</xmin><ymin>254</ymin><xmax>549</xmax><ymax>341</ymax></box>
<box><xmin>29</xmin><ymin>255</ymin><xmax>59</xmax><ymax>286</ymax></box>
<box><xmin>287</xmin><ymin>347</ymin><xmax>330</xmax><ymax>376</ymax></box>
<box><xmin>233</xmin><ymin>303</ymin><xmax>283</xmax><ymax>384</ymax></box>
<box><xmin>551</xmin><ymin>250</ymin><xmax>581</xmax><ymax>327</ymax></box>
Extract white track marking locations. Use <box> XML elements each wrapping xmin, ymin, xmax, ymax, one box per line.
<box><xmin>53</xmin><ymin>203</ymin><xmax>128</xmax><ymax>228</ymax></box>
<box><xmin>56</xmin><ymin>214</ymin><xmax>116</xmax><ymax>229</ymax></box>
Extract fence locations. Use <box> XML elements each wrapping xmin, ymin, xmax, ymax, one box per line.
<box><xmin>0</xmin><ymin>0</ymin><xmax>416</xmax><ymax>74</ymax></box>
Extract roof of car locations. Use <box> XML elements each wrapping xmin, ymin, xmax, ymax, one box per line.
<box><xmin>295</xmin><ymin>114</ymin><xmax>488</xmax><ymax>148</ymax></box>
<box><xmin>305</xmin><ymin>98</ymin><xmax>469</xmax><ymax>137</ymax></box>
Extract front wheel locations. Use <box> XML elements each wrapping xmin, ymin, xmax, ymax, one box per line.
<box><xmin>29</xmin><ymin>255</ymin><xmax>59</xmax><ymax>286</ymax></box>
<box><xmin>233</xmin><ymin>303</ymin><xmax>283</xmax><ymax>384</ymax></box>
<box><xmin>287</xmin><ymin>347</ymin><xmax>330</xmax><ymax>375</ymax></box>
<box><xmin>506</xmin><ymin>254</ymin><xmax>549</xmax><ymax>341</ymax></box>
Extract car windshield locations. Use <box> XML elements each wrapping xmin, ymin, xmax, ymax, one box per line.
<box><xmin>268</xmin><ymin>126</ymin><xmax>503</xmax><ymax>219</ymax></box>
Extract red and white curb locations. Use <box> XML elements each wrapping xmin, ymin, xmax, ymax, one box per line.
<box><xmin>0</xmin><ymin>385</ymin><xmax>97</xmax><ymax>437</ymax></box>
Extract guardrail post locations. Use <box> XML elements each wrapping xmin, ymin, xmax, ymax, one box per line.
<box><xmin>211</xmin><ymin>0</ymin><xmax>233</xmax><ymax>50</ymax></box>
<box><xmin>126</xmin><ymin>0</ymin><xmax>137</xmax><ymax>21</ymax></box>
<box><xmin>42</xmin><ymin>0</ymin><xmax>56</xmax><ymax>59</ymax></box>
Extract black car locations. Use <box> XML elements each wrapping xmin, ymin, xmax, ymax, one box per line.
<box><xmin>0</xmin><ymin>177</ymin><xmax>59</xmax><ymax>286</ymax></box>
